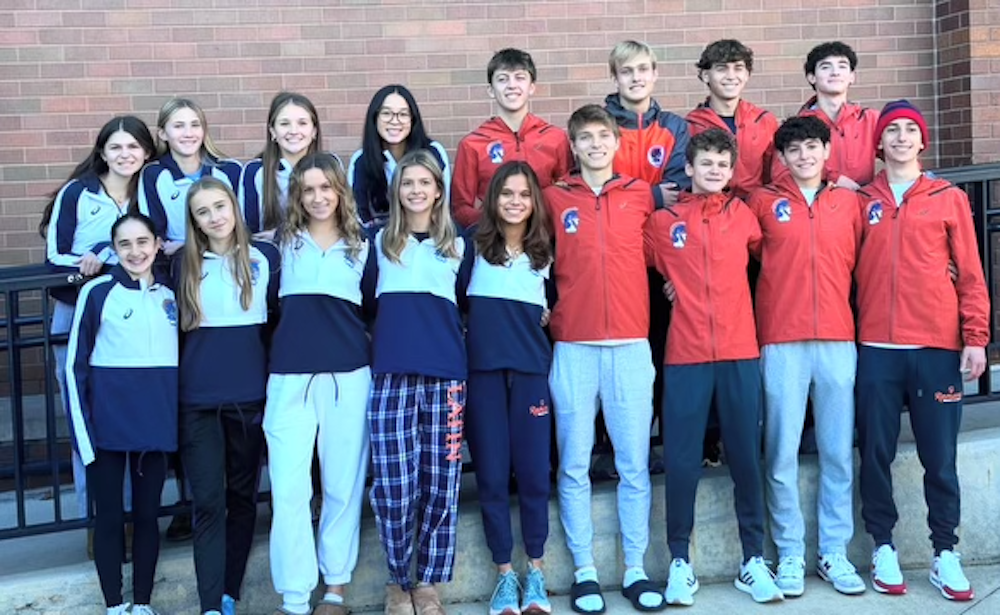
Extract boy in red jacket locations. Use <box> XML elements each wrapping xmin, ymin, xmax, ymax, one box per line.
<box><xmin>795</xmin><ymin>41</ymin><xmax>878</xmax><ymax>190</ymax></box>
<box><xmin>856</xmin><ymin>100</ymin><xmax>989</xmax><ymax>601</ymax></box>
<box><xmin>687</xmin><ymin>39</ymin><xmax>779</xmax><ymax>199</ymax></box>
<box><xmin>451</xmin><ymin>48</ymin><xmax>572</xmax><ymax>228</ymax></box>
<box><xmin>748</xmin><ymin>116</ymin><xmax>866</xmax><ymax>597</ymax></box>
<box><xmin>644</xmin><ymin>129</ymin><xmax>782</xmax><ymax>606</ymax></box>
<box><xmin>544</xmin><ymin>104</ymin><xmax>664</xmax><ymax>614</ymax></box>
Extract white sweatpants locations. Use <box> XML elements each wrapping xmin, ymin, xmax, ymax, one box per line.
<box><xmin>264</xmin><ymin>367</ymin><xmax>371</xmax><ymax>609</ymax></box>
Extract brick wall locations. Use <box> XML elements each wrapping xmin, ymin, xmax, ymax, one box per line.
<box><xmin>0</xmin><ymin>0</ymin><xmax>995</xmax><ymax>268</ymax></box>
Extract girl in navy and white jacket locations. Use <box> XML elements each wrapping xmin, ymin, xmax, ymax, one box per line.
<box><xmin>138</xmin><ymin>98</ymin><xmax>242</xmax><ymax>256</ymax></box>
<box><xmin>465</xmin><ymin>161</ymin><xmax>554</xmax><ymax>615</ymax></box>
<box><xmin>42</xmin><ymin>115</ymin><xmax>156</xmax><ymax>520</ymax></box>
<box><xmin>369</xmin><ymin>149</ymin><xmax>473</xmax><ymax>613</ymax></box>
<box><xmin>174</xmin><ymin>177</ymin><xmax>279</xmax><ymax>615</ymax></box>
<box><xmin>66</xmin><ymin>212</ymin><xmax>177</xmax><ymax>615</ymax></box>
<box><xmin>264</xmin><ymin>153</ymin><xmax>373</xmax><ymax>615</ymax></box>
<box><xmin>238</xmin><ymin>92</ymin><xmax>343</xmax><ymax>238</ymax></box>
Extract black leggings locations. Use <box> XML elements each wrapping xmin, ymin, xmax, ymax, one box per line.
<box><xmin>88</xmin><ymin>450</ymin><xmax>167</xmax><ymax>607</ymax></box>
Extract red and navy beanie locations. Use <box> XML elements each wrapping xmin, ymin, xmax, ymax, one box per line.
<box><xmin>875</xmin><ymin>99</ymin><xmax>929</xmax><ymax>152</ymax></box>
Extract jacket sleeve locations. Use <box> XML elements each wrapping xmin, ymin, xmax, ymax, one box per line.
<box><xmin>431</xmin><ymin>141</ymin><xmax>453</xmax><ymax>216</ymax></box>
<box><xmin>947</xmin><ymin>189</ymin><xmax>991</xmax><ymax>347</ymax></box>
<box><xmin>643</xmin><ymin>214</ymin><xmax>659</xmax><ymax>269</ymax></box>
<box><xmin>743</xmin><ymin>202</ymin><xmax>763</xmax><ymax>261</ymax></box>
<box><xmin>46</xmin><ymin>181</ymin><xmax>85</xmax><ymax>268</ymax></box>
<box><xmin>450</xmin><ymin>136</ymin><xmax>481</xmax><ymax>229</ymax></box>
<box><xmin>65</xmin><ymin>279</ymin><xmax>107</xmax><ymax>465</ymax></box>
<box><xmin>455</xmin><ymin>232</ymin><xmax>475</xmax><ymax>314</ymax></box>
<box><xmin>137</xmin><ymin>164</ymin><xmax>168</xmax><ymax>240</ymax></box>
<box><xmin>555</xmin><ymin>130</ymin><xmax>574</xmax><ymax>181</ymax></box>
<box><xmin>238</xmin><ymin>162</ymin><xmax>263</xmax><ymax>234</ymax></box>
<box><xmin>662</xmin><ymin>114</ymin><xmax>691</xmax><ymax>190</ymax></box>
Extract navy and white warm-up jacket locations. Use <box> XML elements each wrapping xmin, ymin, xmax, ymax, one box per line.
<box><xmin>176</xmin><ymin>241</ymin><xmax>281</xmax><ymax>408</ymax></box>
<box><xmin>269</xmin><ymin>231</ymin><xmax>374</xmax><ymax>375</ymax></box>
<box><xmin>466</xmin><ymin>251</ymin><xmax>552</xmax><ymax>376</ymax></box>
<box><xmin>347</xmin><ymin>143</ymin><xmax>450</xmax><ymax>229</ymax></box>
<box><xmin>66</xmin><ymin>266</ymin><xmax>179</xmax><ymax>465</ymax></box>
<box><xmin>45</xmin><ymin>173</ymin><xmax>128</xmax><ymax>303</ymax></box>
<box><xmin>137</xmin><ymin>154</ymin><xmax>242</xmax><ymax>242</ymax></box>
<box><xmin>371</xmin><ymin>229</ymin><xmax>473</xmax><ymax>380</ymax></box>
<box><xmin>238</xmin><ymin>154</ymin><xmax>344</xmax><ymax>234</ymax></box>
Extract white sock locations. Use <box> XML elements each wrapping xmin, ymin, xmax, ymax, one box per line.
<box><xmin>281</xmin><ymin>602</ymin><xmax>310</xmax><ymax>615</ymax></box>
<box><xmin>573</xmin><ymin>566</ymin><xmax>603</xmax><ymax>613</ymax></box>
<box><xmin>323</xmin><ymin>592</ymin><xmax>344</xmax><ymax>604</ymax></box>
<box><xmin>624</xmin><ymin>566</ymin><xmax>661</xmax><ymax>608</ymax></box>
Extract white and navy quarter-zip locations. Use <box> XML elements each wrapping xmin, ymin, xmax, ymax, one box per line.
<box><xmin>371</xmin><ymin>229</ymin><xmax>473</xmax><ymax>380</ymax></box>
<box><xmin>466</xmin><ymin>252</ymin><xmax>551</xmax><ymax>375</ymax></box>
<box><xmin>177</xmin><ymin>241</ymin><xmax>280</xmax><ymax>408</ymax></box>
<box><xmin>138</xmin><ymin>154</ymin><xmax>242</xmax><ymax>242</ymax></box>
<box><xmin>46</xmin><ymin>173</ymin><xmax>127</xmax><ymax>269</ymax></box>
<box><xmin>238</xmin><ymin>153</ymin><xmax>344</xmax><ymax>234</ymax></box>
<box><xmin>65</xmin><ymin>266</ymin><xmax>179</xmax><ymax>465</ymax></box>
<box><xmin>270</xmin><ymin>231</ymin><xmax>374</xmax><ymax>375</ymax></box>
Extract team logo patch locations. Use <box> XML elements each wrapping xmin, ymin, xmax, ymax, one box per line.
<box><xmin>90</xmin><ymin>205</ymin><xmax>101</xmax><ymax>216</ymax></box>
<box><xmin>162</xmin><ymin>298</ymin><xmax>178</xmax><ymax>326</ymax></box>
<box><xmin>867</xmin><ymin>201</ymin><xmax>883</xmax><ymax>226</ymax></box>
<box><xmin>487</xmin><ymin>141</ymin><xmax>505</xmax><ymax>164</ymax></box>
<box><xmin>250</xmin><ymin>260</ymin><xmax>260</xmax><ymax>285</ymax></box>
<box><xmin>670</xmin><ymin>221</ymin><xmax>687</xmax><ymax>249</ymax></box>
<box><xmin>562</xmin><ymin>208</ymin><xmax>580</xmax><ymax>234</ymax></box>
<box><xmin>647</xmin><ymin>145</ymin><xmax>666</xmax><ymax>168</ymax></box>
<box><xmin>935</xmin><ymin>386</ymin><xmax>962</xmax><ymax>403</ymax></box>
<box><xmin>170</xmin><ymin>190</ymin><xmax>180</xmax><ymax>200</ymax></box>
<box><xmin>293</xmin><ymin>238</ymin><xmax>304</xmax><ymax>251</ymax></box>
<box><xmin>772</xmin><ymin>198</ymin><xmax>792</xmax><ymax>223</ymax></box>
<box><xmin>530</xmin><ymin>399</ymin><xmax>550</xmax><ymax>417</ymax></box>
<box><xmin>123</xmin><ymin>308</ymin><xmax>133</xmax><ymax>320</ymax></box>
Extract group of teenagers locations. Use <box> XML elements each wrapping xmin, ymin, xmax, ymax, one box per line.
<box><xmin>40</xmin><ymin>35</ymin><xmax>989</xmax><ymax>615</ymax></box>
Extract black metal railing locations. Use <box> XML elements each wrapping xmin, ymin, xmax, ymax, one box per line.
<box><xmin>2</xmin><ymin>162</ymin><xmax>999</xmax><ymax>540</ymax></box>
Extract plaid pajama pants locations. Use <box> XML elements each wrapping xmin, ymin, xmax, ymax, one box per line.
<box><xmin>368</xmin><ymin>373</ymin><xmax>465</xmax><ymax>589</ymax></box>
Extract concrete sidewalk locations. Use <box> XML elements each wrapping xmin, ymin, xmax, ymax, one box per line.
<box><xmin>427</xmin><ymin>563</ymin><xmax>1000</xmax><ymax>615</ymax></box>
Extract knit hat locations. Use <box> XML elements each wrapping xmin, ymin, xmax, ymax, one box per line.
<box><xmin>875</xmin><ymin>99</ymin><xmax>928</xmax><ymax>153</ymax></box>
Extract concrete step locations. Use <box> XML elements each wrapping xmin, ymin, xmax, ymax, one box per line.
<box><xmin>2</xmin><ymin>403</ymin><xmax>999</xmax><ymax>614</ymax></box>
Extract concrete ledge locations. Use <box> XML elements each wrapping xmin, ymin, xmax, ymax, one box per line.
<box><xmin>3</xmin><ymin>406</ymin><xmax>1000</xmax><ymax>614</ymax></box>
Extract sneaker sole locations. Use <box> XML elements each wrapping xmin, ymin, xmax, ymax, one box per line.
<box><xmin>521</xmin><ymin>603</ymin><xmax>552</xmax><ymax>615</ymax></box>
<box><xmin>930</xmin><ymin>574</ymin><xmax>974</xmax><ymax>601</ymax></box>
<box><xmin>817</xmin><ymin>567</ymin><xmax>866</xmax><ymax>595</ymax></box>
<box><xmin>871</xmin><ymin>576</ymin><xmax>907</xmax><ymax>595</ymax></box>
<box><xmin>776</xmin><ymin>582</ymin><xmax>804</xmax><ymax>598</ymax></box>
<box><xmin>664</xmin><ymin>579</ymin><xmax>698</xmax><ymax>606</ymax></box>
<box><xmin>734</xmin><ymin>580</ymin><xmax>784</xmax><ymax>603</ymax></box>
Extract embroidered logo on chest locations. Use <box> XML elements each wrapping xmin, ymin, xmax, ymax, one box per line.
<box><xmin>562</xmin><ymin>208</ymin><xmax>580</xmax><ymax>234</ymax></box>
<box><xmin>670</xmin><ymin>221</ymin><xmax>687</xmax><ymax>248</ymax></box>
<box><xmin>772</xmin><ymin>198</ymin><xmax>792</xmax><ymax>223</ymax></box>
<box><xmin>866</xmin><ymin>201</ymin><xmax>883</xmax><ymax>226</ymax></box>
<box><xmin>487</xmin><ymin>141</ymin><xmax>505</xmax><ymax>164</ymax></box>
<box><xmin>162</xmin><ymin>298</ymin><xmax>178</xmax><ymax>326</ymax></box>
<box><xmin>647</xmin><ymin>145</ymin><xmax>666</xmax><ymax>168</ymax></box>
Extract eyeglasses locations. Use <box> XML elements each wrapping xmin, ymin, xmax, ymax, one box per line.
<box><xmin>377</xmin><ymin>109</ymin><xmax>412</xmax><ymax>123</ymax></box>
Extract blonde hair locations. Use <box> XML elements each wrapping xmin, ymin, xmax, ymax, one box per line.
<box><xmin>178</xmin><ymin>177</ymin><xmax>255</xmax><ymax>332</ymax></box>
<box><xmin>608</xmin><ymin>40</ymin><xmax>657</xmax><ymax>76</ymax></box>
<box><xmin>282</xmin><ymin>153</ymin><xmax>364</xmax><ymax>261</ymax></box>
<box><xmin>155</xmin><ymin>97</ymin><xmax>227</xmax><ymax>160</ymax></box>
<box><xmin>381</xmin><ymin>149</ymin><xmax>459</xmax><ymax>264</ymax></box>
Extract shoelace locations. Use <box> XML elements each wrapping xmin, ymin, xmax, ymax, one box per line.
<box><xmin>745</xmin><ymin>557</ymin><xmax>777</xmax><ymax>584</ymax></box>
<box><xmin>823</xmin><ymin>553</ymin><xmax>857</xmax><ymax>578</ymax></box>
<box><xmin>777</xmin><ymin>556</ymin><xmax>802</xmax><ymax>578</ymax></box>
<box><xmin>524</xmin><ymin>569</ymin><xmax>545</xmax><ymax>599</ymax></box>
<box><xmin>493</xmin><ymin>573</ymin><xmax>521</xmax><ymax>606</ymax></box>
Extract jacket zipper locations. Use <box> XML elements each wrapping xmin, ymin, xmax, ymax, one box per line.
<box><xmin>702</xmin><ymin>213</ymin><xmax>717</xmax><ymax>360</ymax></box>
<box><xmin>596</xmin><ymin>192</ymin><xmax>610</xmax><ymax>337</ymax></box>
<box><xmin>809</xmin><ymin>201</ymin><xmax>819</xmax><ymax>337</ymax></box>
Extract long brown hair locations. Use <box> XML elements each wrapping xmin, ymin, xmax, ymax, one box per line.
<box><xmin>178</xmin><ymin>176</ymin><xmax>254</xmax><ymax>332</ymax></box>
<box><xmin>381</xmin><ymin>149</ymin><xmax>459</xmax><ymax>264</ymax></box>
<box><xmin>260</xmin><ymin>92</ymin><xmax>322</xmax><ymax>231</ymax></box>
<box><xmin>281</xmin><ymin>153</ymin><xmax>364</xmax><ymax>262</ymax></box>
<box><xmin>475</xmin><ymin>161</ymin><xmax>552</xmax><ymax>270</ymax></box>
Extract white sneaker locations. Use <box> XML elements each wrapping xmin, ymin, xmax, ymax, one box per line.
<box><xmin>107</xmin><ymin>605</ymin><xmax>130</xmax><ymax>615</ymax></box>
<box><xmin>132</xmin><ymin>606</ymin><xmax>159</xmax><ymax>615</ymax></box>
<box><xmin>735</xmin><ymin>556</ymin><xmax>785</xmax><ymax>603</ymax></box>
<box><xmin>871</xmin><ymin>544</ymin><xmax>907</xmax><ymax>595</ymax></box>
<box><xmin>818</xmin><ymin>552</ymin><xmax>866</xmax><ymax>595</ymax></box>
<box><xmin>664</xmin><ymin>558</ymin><xmax>699</xmax><ymax>606</ymax></box>
<box><xmin>775</xmin><ymin>555</ymin><xmax>805</xmax><ymax>597</ymax></box>
<box><xmin>930</xmin><ymin>550</ymin><xmax>974</xmax><ymax>601</ymax></box>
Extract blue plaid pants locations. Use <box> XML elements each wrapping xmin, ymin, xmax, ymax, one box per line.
<box><xmin>368</xmin><ymin>373</ymin><xmax>465</xmax><ymax>588</ymax></box>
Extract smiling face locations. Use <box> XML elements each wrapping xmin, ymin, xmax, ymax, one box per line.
<box><xmin>703</xmin><ymin>60</ymin><xmax>749</xmax><ymax>103</ymax></box>
<box><xmin>269</xmin><ymin>102</ymin><xmax>317</xmax><ymax>162</ymax></box>
<box><xmin>398</xmin><ymin>163</ymin><xmax>441</xmax><ymax>220</ymax></box>
<box><xmin>189</xmin><ymin>187</ymin><xmax>236</xmax><ymax>249</ymax></box>
<box><xmin>300</xmin><ymin>167</ymin><xmax>340</xmax><ymax>226</ymax></box>
<box><xmin>571</xmin><ymin>121</ymin><xmax>620</xmax><ymax>174</ymax></box>
<box><xmin>489</xmin><ymin>68</ymin><xmax>536</xmax><ymax>115</ymax></box>
<box><xmin>102</xmin><ymin>129</ymin><xmax>149</xmax><ymax>180</ymax></box>
<box><xmin>496</xmin><ymin>172</ymin><xmax>534</xmax><ymax>228</ymax></box>
<box><xmin>158</xmin><ymin>107</ymin><xmax>204</xmax><ymax>159</ymax></box>
<box><xmin>686</xmin><ymin>149</ymin><xmax>735</xmax><ymax>194</ymax></box>
<box><xmin>878</xmin><ymin>118</ymin><xmax>924</xmax><ymax>165</ymax></box>
<box><xmin>808</xmin><ymin>55</ymin><xmax>855</xmax><ymax>96</ymax></box>
<box><xmin>612</xmin><ymin>53</ymin><xmax>658</xmax><ymax>108</ymax></box>
<box><xmin>376</xmin><ymin>92</ymin><xmax>413</xmax><ymax>147</ymax></box>
<box><xmin>113</xmin><ymin>218</ymin><xmax>159</xmax><ymax>280</ymax></box>
<box><xmin>779</xmin><ymin>138</ymin><xmax>830</xmax><ymax>186</ymax></box>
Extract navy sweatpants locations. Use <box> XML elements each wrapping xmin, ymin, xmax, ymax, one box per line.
<box><xmin>662</xmin><ymin>359</ymin><xmax>766</xmax><ymax>561</ymax></box>
<box><xmin>856</xmin><ymin>346</ymin><xmax>964</xmax><ymax>552</ymax></box>
<box><xmin>465</xmin><ymin>370</ymin><xmax>551</xmax><ymax>564</ymax></box>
